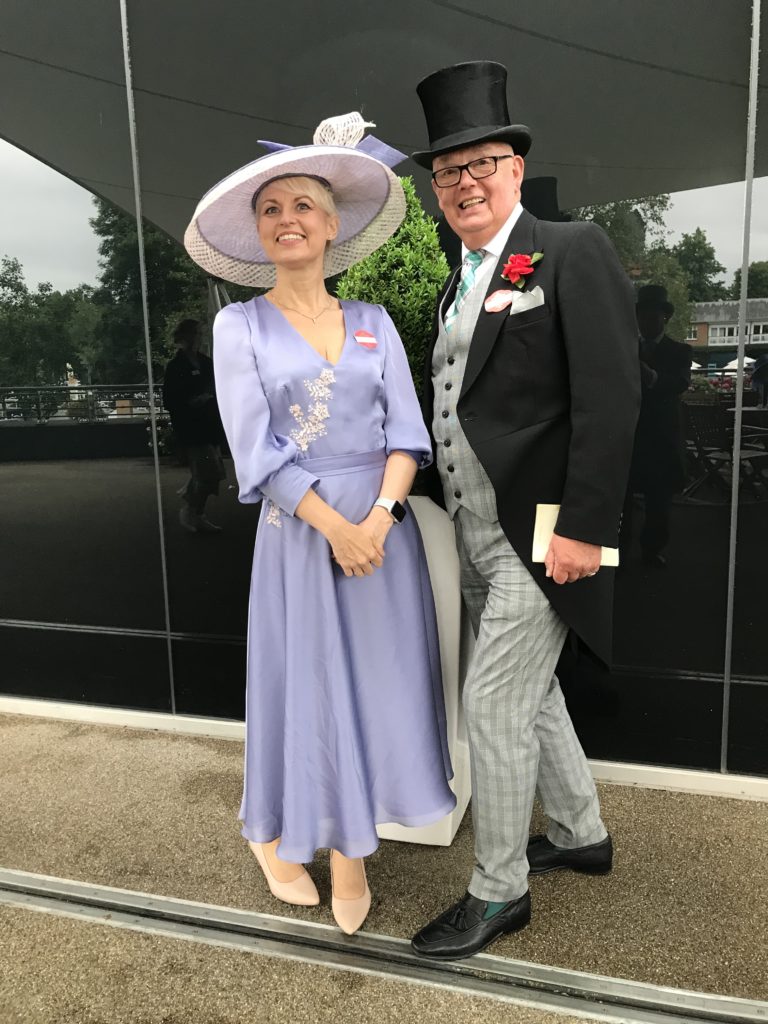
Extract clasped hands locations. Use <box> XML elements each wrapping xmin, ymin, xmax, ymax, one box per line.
<box><xmin>328</xmin><ymin>506</ymin><xmax>393</xmax><ymax>578</ymax></box>
<box><xmin>545</xmin><ymin>534</ymin><xmax>601</xmax><ymax>584</ymax></box>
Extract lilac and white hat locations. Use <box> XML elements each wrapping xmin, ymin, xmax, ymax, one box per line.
<box><xmin>184</xmin><ymin>113</ymin><xmax>407</xmax><ymax>287</ymax></box>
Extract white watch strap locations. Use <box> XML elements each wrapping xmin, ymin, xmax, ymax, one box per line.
<box><xmin>373</xmin><ymin>498</ymin><xmax>396</xmax><ymax>515</ymax></box>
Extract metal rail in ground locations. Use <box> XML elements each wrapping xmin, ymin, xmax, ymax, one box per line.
<box><xmin>0</xmin><ymin>868</ymin><xmax>765</xmax><ymax>1024</ymax></box>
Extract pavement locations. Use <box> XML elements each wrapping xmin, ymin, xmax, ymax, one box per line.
<box><xmin>1</xmin><ymin>713</ymin><xmax>766</xmax><ymax>1005</ymax></box>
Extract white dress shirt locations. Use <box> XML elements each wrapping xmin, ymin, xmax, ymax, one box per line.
<box><xmin>460</xmin><ymin>202</ymin><xmax>525</xmax><ymax>293</ymax></box>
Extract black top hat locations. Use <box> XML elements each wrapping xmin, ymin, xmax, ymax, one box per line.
<box><xmin>520</xmin><ymin>177</ymin><xmax>571</xmax><ymax>223</ymax></box>
<box><xmin>636</xmin><ymin>284</ymin><xmax>674</xmax><ymax>317</ymax></box>
<box><xmin>412</xmin><ymin>61</ymin><xmax>532</xmax><ymax>169</ymax></box>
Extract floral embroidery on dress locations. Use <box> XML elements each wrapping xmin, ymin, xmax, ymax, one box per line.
<box><xmin>289</xmin><ymin>368</ymin><xmax>336</xmax><ymax>453</ymax></box>
<box><xmin>266</xmin><ymin>500</ymin><xmax>283</xmax><ymax>528</ymax></box>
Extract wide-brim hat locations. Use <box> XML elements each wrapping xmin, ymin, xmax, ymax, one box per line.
<box><xmin>184</xmin><ymin>114</ymin><xmax>407</xmax><ymax>287</ymax></box>
<box><xmin>637</xmin><ymin>284</ymin><xmax>674</xmax><ymax>317</ymax></box>
<box><xmin>412</xmin><ymin>61</ymin><xmax>531</xmax><ymax>169</ymax></box>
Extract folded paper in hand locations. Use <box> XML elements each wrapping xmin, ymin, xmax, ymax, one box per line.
<box><xmin>532</xmin><ymin>504</ymin><xmax>619</xmax><ymax>567</ymax></box>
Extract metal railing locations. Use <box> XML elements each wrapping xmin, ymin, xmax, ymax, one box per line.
<box><xmin>0</xmin><ymin>385</ymin><xmax>166</xmax><ymax>424</ymax></box>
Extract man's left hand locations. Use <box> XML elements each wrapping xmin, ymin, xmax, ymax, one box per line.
<box><xmin>544</xmin><ymin>534</ymin><xmax>601</xmax><ymax>584</ymax></box>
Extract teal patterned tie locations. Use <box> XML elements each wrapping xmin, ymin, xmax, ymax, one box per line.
<box><xmin>444</xmin><ymin>249</ymin><xmax>485</xmax><ymax>332</ymax></box>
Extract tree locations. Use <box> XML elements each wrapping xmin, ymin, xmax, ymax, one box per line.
<box><xmin>731</xmin><ymin>260</ymin><xmax>768</xmax><ymax>299</ymax></box>
<box><xmin>638</xmin><ymin>246</ymin><xmax>692</xmax><ymax>342</ymax></box>
<box><xmin>568</xmin><ymin>195</ymin><xmax>671</xmax><ymax>272</ymax></box>
<box><xmin>0</xmin><ymin>257</ymin><xmax>76</xmax><ymax>388</ymax></box>
<box><xmin>89</xmin><ymin>198</ymin><xmax>211</xmax><ymax>382</ymax></box>
<box><xmin>336</xmin><ymin>176</ymin><xmax>449</xmax><ymax>394</ymax></box>
<box><xmin>671</xmin><ymin>228</ymin><xmax>727</xmax><ymax>302</ymax></box>
<box><xmin>88</xmin><ymin>198</ymin><xmax>255</xmax><ymax>382</ymax></box>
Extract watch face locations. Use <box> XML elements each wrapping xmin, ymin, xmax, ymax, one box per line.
<box><xmin>391</xmin><ymin>501</ymin><xmax>406</xmax><ymax>523</ymax></box>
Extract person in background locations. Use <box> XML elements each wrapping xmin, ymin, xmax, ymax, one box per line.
<box><xmin>621</xmin><ymin>285</ymin><xmax>692</xmax><ymax>568</ymax></box>
<box><xmin>162</xmin><ymin>318</ymin><xmax>226</xmax><ymax>534</ymax></box>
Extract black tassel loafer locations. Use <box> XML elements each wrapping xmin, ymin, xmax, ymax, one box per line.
<box><xmin>526</xmin><ymin>833</ymin><xmax>613</xmax><ymax>875</ymax></box>
<box><xmin>411</xmin><ymin>891</ymin><xmax>531</xmax><ymax>961</ymax></box>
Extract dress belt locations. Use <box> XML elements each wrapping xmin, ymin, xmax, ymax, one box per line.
<box><xmin>298</xmin><ymin>448</ymin><xmax>387</xmax><ymax>477</ymax></box>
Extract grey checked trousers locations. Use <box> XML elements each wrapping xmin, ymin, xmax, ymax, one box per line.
<box><xmin>455</xmin><ymin>507</ymin><xmax>607</xmax><ymax>901</ymax></box>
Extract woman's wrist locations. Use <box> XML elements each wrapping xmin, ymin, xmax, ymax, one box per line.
<box><xmin>370</xmin><ymin>504</ymin><xmax>395</xmax><ymax>525</ymax></box>
<box><xmin>322</xmin><ymin>511</ymin><xmax>351</xmax><ymax>545</ymax></box>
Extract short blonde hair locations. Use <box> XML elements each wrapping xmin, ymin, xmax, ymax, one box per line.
<box><xmin>254</xmin><ymin>175</ymin><xmax>338</xmax><ymax>219</ymax></box>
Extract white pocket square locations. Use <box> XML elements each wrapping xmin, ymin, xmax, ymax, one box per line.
<box><xmin>508</xmin><ymin>285</ymin><xmax>545</xmax><ymax>315</ymax></box>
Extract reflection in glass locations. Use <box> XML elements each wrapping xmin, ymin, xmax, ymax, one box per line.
<box><xmin>558</xmin><ymin>180</ymin><xmax>753</xmax><ymax>767</ymax></box>
<box><xmin>0</xmin><ymin>0</ymin><xmax>170</xmax><ymax>707</ymax></box>
<box><xmin>729</xmin><ymin>25</ymin><xmax>768</xmax><ymax>775</ymax></box>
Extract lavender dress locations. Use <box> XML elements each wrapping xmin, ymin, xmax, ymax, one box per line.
<box><xmin>213</xmin><ymin>296</ymin><xmax>455</xmax><ymax>862</ymax></box>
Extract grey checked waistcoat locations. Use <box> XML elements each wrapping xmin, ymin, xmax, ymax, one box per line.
<box><xmin>432</xmin><ymin>265</ymin><xmax>498</xmax><ymax>523</ymax></box>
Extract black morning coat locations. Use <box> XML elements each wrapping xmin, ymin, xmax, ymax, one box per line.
<box><xmin>421</xmin><ymin>209</ymin><xmax>641</xmax><ymax>666</ymax></box>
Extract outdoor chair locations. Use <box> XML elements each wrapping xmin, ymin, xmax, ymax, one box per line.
<box><xmin>682</xmin><ymin>400</ymin><xmax>768</xmax><ymax>501</ymax></box>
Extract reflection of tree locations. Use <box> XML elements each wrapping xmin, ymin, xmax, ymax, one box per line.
<box><xmin>89</xmin><ymin>198</ymin><xmax>210</xmax><ymax>382</ymax></box>
<box><xmin>670</xmin><ymin>228</ymin><xmax>728</xmax><ymax>301</ymax></box>
<box><xmin>640</xmin><ymin>247</ymin><xmax>691</xmax><ymax>342</ymax></box>
<box><xmin>0</xmin><ymin>197</ymin><xmax>253</xmax><ymax>388</ymax></box>
<box><xmin>568</xmin><ymin>195</ymin><xmax>671</xmax><ymax>270</ymax></box>
<box><xmin>732</xmin><ymin>261</ymin><xmax>768</xmax><ymax>299</ymax></box>
<box><xmin>567</xmin><ymin>196</ymin><xmax>739</xmax><ymax>336</ymax></box>
<box><xmin>0</xmin><ymin>256</ymin><xmax>76</xmax><ymax>386</ymax></box>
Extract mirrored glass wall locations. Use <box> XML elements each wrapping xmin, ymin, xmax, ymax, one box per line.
<box><xmin>0</xmin><ymin>0</ymin><xmax>764</xmax><ymax>779</ymax></box>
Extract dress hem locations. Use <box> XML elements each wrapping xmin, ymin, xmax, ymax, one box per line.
<box><xmin>239</xmin><ymin>793</ymin><xmax>458</xmax><ymax>863</ymax></box>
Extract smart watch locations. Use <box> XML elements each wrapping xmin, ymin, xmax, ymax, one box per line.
<box><xmin>373</xmin><ymin>498</ymin><xmax>406</xmax><ymax>523</ymax></box>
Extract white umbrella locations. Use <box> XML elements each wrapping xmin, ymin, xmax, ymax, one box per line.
<box><xmin>724</xmin><ymin>357</ymin><xmax>756</xmax><ymax>369</ymax></box>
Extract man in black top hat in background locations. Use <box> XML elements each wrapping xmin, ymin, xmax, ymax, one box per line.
<box><xmin>621</xmin><ymin>285</ymin><xmax>692</xmax><ymax>567</ymax></box>
<box><xmin>410</xmin><ymin>61</ymin><xmax>640</xmax><ymax>960</ymax></box>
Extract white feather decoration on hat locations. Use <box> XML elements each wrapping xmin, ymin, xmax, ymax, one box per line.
<box><xmin>313</xmin><ymin>112</ymin><xmax>376</xmax><ymax>149</ymax></box>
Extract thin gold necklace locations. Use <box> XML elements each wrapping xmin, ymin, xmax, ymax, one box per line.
<box><xmin>271</xmin><ymin>295</ymin><xmax>336</xmax><ymax>324</ymax></box>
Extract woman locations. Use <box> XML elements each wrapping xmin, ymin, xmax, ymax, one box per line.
<box><xmin>185</xmin><ymin>114</ymin><xmax>455</xmax><ymax>934</ymax></box>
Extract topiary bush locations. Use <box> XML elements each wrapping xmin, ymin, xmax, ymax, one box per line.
<box><xmin>336</xmin><ymin>176</ymin><xmax>449</xmax><ymax>396</ymax></box>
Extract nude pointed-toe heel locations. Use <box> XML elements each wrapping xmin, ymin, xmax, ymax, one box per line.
<box><xmin>330</xmin><ymin>851</ymin><xmax>371</xmax><ymax>935</ymax></box>
<box><xmin>249</xmin><ymin>841</ymin><xmax>320</xmax><ymax>907</ymax></box>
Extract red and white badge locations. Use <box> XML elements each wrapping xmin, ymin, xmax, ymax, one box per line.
<box><xmin>354</xmin><ymin>329</ymin><xmax>377</xmax><ymax>350</ymax></box>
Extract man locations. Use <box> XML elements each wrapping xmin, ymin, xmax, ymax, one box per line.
<box><xmin>621</xmin><ymin>285</ymin><xmax>692</xmax><ymax>567</ymax></box>
<box><xmin>410</xmin><ymin>61</ymin><xmax>640</xmax><ymax>960</ymax></box>
<box><xmin>163</xmin><ymin>318</ymin><xmax>226</xmax><ymax>533</ymax></box>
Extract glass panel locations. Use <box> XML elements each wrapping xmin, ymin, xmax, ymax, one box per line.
<box><xmin>0</xmin><ymin>1</ymin><xmax>170</xmax><ymax>709</ymax></box>
<box><xmin>140</xmin><ymin>239</ymin><xmax>254</xmax><ymax>716</ymax></box>
<box><xmin>552</xmin><ymin>56</ymin><xmax>753</xmax><ymax>773</ymax></box>
<box><xmin>728</xmin><ymin>11</ymin><xmax>768</xmax><ymax>776</ymax></box>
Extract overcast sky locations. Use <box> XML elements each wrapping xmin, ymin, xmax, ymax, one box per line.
<box><xmin>1</xmin><ymin>139</ymin><xmax>766</xmax><ymax>293</ymax></box>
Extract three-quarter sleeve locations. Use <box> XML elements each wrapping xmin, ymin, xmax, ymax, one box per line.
<box><xmin>378</xmin><ymin>306</ymin><xmax>433</xmax><ymax>468</ymax></box>
<box><xmin>213</xmin><ymin>304</ymin><xmax>319</xmax><ymax>514</ymax></box>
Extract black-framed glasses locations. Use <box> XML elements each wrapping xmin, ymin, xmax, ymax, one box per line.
<box><xmin>431</xmin><ymin>154</ymin><xmax>514</xmax><ymax>188</ymax></box>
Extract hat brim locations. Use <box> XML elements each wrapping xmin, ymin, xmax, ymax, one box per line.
<box><xmin>184</xmin><ymin>146</ymin><xmax>405</xmax><ymax>287</ymax></box>
<box><xmin>411</xmin><ymin>124</ymin><xmax>531</xmax><ymax>169</ymax></box>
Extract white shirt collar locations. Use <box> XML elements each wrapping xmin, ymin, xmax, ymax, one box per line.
<box><xmin>460</xmin><ymin>202</ymin><xmax>524</xmax><ymax>262</ymax></box>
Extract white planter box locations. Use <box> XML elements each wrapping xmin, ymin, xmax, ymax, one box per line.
<box><xmin>377</xmin><ymin>496</ymin><xmax>473</xmax><ymax>847</ymax></box>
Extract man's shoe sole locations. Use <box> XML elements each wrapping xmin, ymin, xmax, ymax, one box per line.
<box><xmin>528</xmin><ymin>861</ymin><xmax>612</xmax><ymax>876</ymax></box>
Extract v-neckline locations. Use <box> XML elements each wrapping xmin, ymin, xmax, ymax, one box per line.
<box><xmin>261</xmin><ymin>296</ymin><xmax>349</xmax><ymax>369</ymax></box>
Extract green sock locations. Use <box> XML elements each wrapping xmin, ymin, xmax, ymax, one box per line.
<box><xmin>483</xmin><ymin>900</ymin><xmax>510</xmax><ymax>920</ymax></box>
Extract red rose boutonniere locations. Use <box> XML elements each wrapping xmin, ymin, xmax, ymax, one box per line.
<box><xmin>501</xmin><ymin>251</ymin><xmax>544</xmax><ymax>289</ymax></box>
